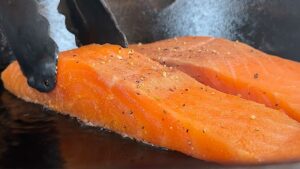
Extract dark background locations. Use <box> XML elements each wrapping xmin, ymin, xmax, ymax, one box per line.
<box><xmin>0</xmin><ymin>0</ymin><xmax>300</xmax><ymax>168</ymax></box>
<box><xmin>105</xmin><ymin>0</ymin><xmax>300</xmax><ymax>61</ymax></box>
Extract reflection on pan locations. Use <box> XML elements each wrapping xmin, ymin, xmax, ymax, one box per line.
<box><xmin>0</xmin><ymin>87</ymin><xmax>299</xmax><ymax>168</ymax></box>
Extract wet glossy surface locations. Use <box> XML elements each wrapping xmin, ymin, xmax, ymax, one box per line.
<box><xmin>105</xmin><ymin>0</ymin><xmax>300</xmax><ymax>61</ymax></box>
<box><xmin>0</xmin><ymin>1</ymin><xmax>300</xmax><ymax>168</ymax></box>
<box><xmin>0</xmin><ymin>86</ymin><xmax>300</xmax><ymax>169</ymax></box>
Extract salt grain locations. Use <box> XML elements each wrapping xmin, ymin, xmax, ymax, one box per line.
<box><xmin>162</xmin><ymin>71</ymin><xmax>167</xmax><ymax>77</ymax></box>
<box><xmin>250</xmin><ymin>115</ymin><xmax>256</xmax><ymax>120</ymax></box>
<box><xmin>117</xmin><ymin>55</ymin><xmax>123</xmax><ymax>60</ymax></box>
<box><xmin>128</xmin><ymin>49</ymin><xmax>134</xmax><ymax>54</ymax></box>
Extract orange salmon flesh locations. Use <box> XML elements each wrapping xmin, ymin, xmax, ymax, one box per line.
<box><xmin>130</xmin><ymin>37</ymin><xmax>300</xmax><ymax>122</ymax></box>
<box><xmin>2</xmin><ymin>44</ymin><xmax>300</xmax><ymax>164</ymax></box>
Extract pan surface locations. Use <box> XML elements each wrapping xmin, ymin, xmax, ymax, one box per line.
<box><xmin>105</xmin><ymin>0</ymin><xmax>300</xmax><ymax>61</ymax></box>
<box><xmin>0</xmin><ymin>86</ymin><xmax>299</xmax><ymax>169</ymax></box>
<box><xmin>0</xmin><ymin>0</ymin><xmax>300</xmax><ymax>168</ymax></box>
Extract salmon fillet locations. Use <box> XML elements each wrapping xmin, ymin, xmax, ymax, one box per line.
<box><xmin>130</xmin><ymin>37</ymin><xmax>300</xmax><ymax>122</ymax></box>
<box><xmin>2</xmin><ymin>44</ymin><xmax>300</xmax><ymax>164</ymax></box>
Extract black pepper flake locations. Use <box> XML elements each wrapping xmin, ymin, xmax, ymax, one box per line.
<box><xmin>76</xmin><ymin>61</ymin><xmax>79</xmax><ymax>63</ymax></box>
<box><xmin>122</xmin><ymin>111</ymin><xmax>125</xmax><ymax>114</ymax></box>
<box><xmin>185</xmin><ymin>88</ymin><xmax>189</xmax><ymax>92</ymax></box>
<box><xmin>169</xmin><ymin>88</ymin><xmax>175</xmax><ymax>92</ymax></box>
<box><xmin>275</xmin><ymin>103</ymin><xmax>279</xmax><ymax>107</ymax></box>
<box><xmin>136</xmin><ymin>92</ymin><xmax>141</xmax><ymax>95</ymax></box>
<box><xmin>72</xmin><ymin>54</ymin><xmax>77</xmax><ymax>57</ymax></box>
<box><xmin>141</xmin><ymin>126</ymin><xmax>145</xmax><ymax>129</ymax></box>
<box><xmin>182</xmin><ymin>104</ymin><xmax>186</xmax><ymax>107</ymax></box>
<box><xmin>129</xmin><ymin>111</ymin><xmax>134</xmax><ymax>115</ymax></box>
<box><xmin>186</xmin><ymin>129</ymin><xmax>189</xmax><ymax>133</ymax></box>
<box><xmin>253</xmin><ymin>73</ymin><xmax>259</xmax><ymax>79</ymax></box>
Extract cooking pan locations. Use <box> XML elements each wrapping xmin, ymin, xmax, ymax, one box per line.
<box><xmin>104</xmin><ymin>0</ymin><xmax>300</xmax><ymax>61</ymax></box>
<box><xmin>0</xmin><ymin>0</ymin><xmax>300</xmax><ymax>168</ymax></box>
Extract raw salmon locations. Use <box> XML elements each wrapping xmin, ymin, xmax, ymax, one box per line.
<box><xmin>2</xmin><ymin>44</ymin><xmax>300</xmax><ymax>164</ymax></box>
<box><xmin>130</xmin><ymin>37</ymin><xmax>300</xmax><ymax>122</ymax></box>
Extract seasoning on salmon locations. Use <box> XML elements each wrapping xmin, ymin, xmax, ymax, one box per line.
<box><xmin>2</xmin><ymin>44</ymin><xmax>300</xmax><ymax>164</ymax></box>
<box><xmin>130</xmin><ymin>36</ymin><xmax>300</xmax><ymax>122</ymax></box>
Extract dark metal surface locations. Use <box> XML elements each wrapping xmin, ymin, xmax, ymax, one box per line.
<box><xmin>0</xmin><ymin>0</ymin><xmax>300</xmax><ymax>168</ymax></box>
<box><xmin>0</xmin><ymin>0</ymin><xmax>58</xmax><ymax>92</ymax></box>
<box><xmin>58</xmin><ymin>0</ymin><xmax>128</xmax><ymax>48</ymax></box>
<box><xmin>0</xmin><ymin>86</ymin><xmax>299</xmax><ymax>169</ymax></box>
<box><xmin>0</xmin><ymin>26</ymin><xmax>14</xmax><ymax>71</ymax></box>
<box><xmin>105</xmin><ymin>0</ymin><xmax>300</xmax><ymax>61</ymax></box>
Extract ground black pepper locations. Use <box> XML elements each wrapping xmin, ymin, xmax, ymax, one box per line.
<box><xmin>254</xmin><ymin>73</ymin><xmax>259</xmax><ymax>79</ymax></box>
<box><xmin>169</xmin><ymin>88</ymin><xmax>175</xmax><ymax>92</ymax></box>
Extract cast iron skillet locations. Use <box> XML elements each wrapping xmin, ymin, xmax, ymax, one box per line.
<box><xmin>0</xmin><ymin>0</ymin><xmax>299</xmax><ymax>168</ymax></box>
<box><xmin>104</xmin><ymin>0</ymin><xmax>300</xmax><ymax>61</ymax></box>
